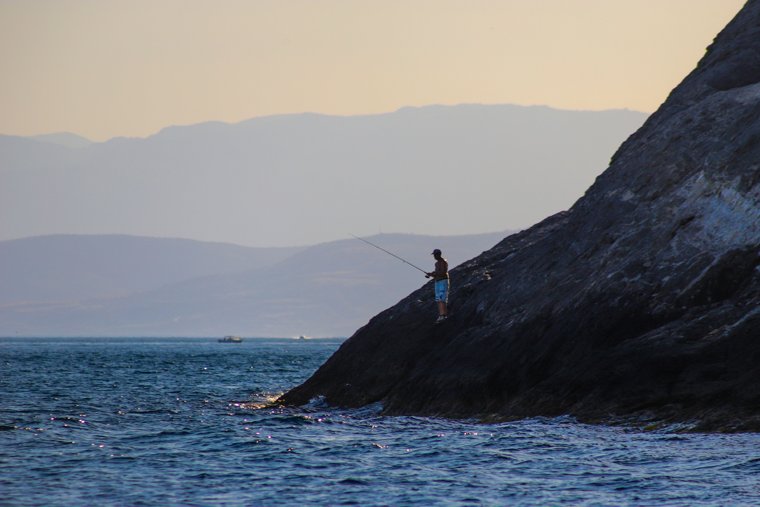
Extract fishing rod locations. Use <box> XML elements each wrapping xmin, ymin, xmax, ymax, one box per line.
<box><xmin>350</xmin><ymin>233</ymin><xmax>429</xmax><ymax>276</ymax></box>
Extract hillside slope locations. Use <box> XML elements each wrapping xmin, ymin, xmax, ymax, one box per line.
<box><xmin>0</xmin><ymin>235</ymin><xmax>300</xmax><ymax>304</ymax></box>
<box><xmin>0</xmin><ymin>232</ymin><xmax>508</xmax><ymax>337</ymax></box>
<box><xmin>281</xmin><ymin>1</ymin><xmax>760</xmax><ymax>431</ymax></box>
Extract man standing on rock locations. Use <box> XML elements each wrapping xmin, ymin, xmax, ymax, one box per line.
<box><xmin>427</xmin><ymin>248</ymin><xmax>449</xmax><ymax>323</ymax></box>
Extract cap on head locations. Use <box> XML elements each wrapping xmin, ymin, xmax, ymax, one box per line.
<box><xmin>431</xmin><ymin>248</ymin><xmax>442</xmax><ymax>256</ymax></box>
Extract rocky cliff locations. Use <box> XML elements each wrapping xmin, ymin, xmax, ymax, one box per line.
<box><xmin>280</xmin><ymin>1</ymin><xmax>760</xmax><ymax>431</ymax></box>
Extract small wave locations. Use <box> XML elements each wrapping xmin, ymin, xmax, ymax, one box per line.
<box><xmin>346</xmin><ymin>402</ymin><xmax>384</xmax><ymax>418</ymax></box>
<box><xmin>719</xmin><ymin>456</ymin><xmax>760</xmax><ymax>472</ymax></box>
<box><xmin>337</xmin><ymin>478</ymin><xmax>370</xmax><ymax>486</ymax></box>
<box><xmin>305</xmin><ymin>395</ymin><xmax>329</xmax><ymax>410</ymax></box>
<box><xmin>107</xmin><ymin>455</ymin><xmax>137</xmax><ymax>461</ymax></box>
<box><xmin>126</xmin><ymin>408</ymin><xmax>181</xmax><ymax>415</ymax></box>
<box><xmin>235</xmin><ymin>392</ymin><xmax>283</xmax><ymax>410</ymax></box>
<box><xmin>49</xmin><ymin>416</ymin><xmax>87</xmax><ymax>423</ymax></box>
<box><xmin>121</xmin><ymin>428</ymin><xmax>193</xmax><ymax>441</ymax></box>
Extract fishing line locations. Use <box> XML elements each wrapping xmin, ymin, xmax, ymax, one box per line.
<box><xmin>350</xmin><ymin>233</ymin><xmax>429</xmax><ymax>275</ymax></box>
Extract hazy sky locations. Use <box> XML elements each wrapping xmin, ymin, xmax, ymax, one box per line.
<box><xmin>0</xmin><ymin>0</ymin><xmax>746</xmax><ymax>142</ymax></box>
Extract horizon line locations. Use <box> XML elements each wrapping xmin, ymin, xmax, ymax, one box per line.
<box><xmin>3</xmin><ymin>102</ymin><xmax>652</xmax><ymax>144</ymax></box>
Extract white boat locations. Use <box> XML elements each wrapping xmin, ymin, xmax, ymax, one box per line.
<box><xmin>218</xmin><ymin>335</ymin><xmax>243</xmax><ymax>343</ymax></box>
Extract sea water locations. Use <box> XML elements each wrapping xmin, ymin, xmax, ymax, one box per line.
<box><xmin>1</xmin><ymin>338</ymin><xmax>759</xmax><ymax>506</ymax></box>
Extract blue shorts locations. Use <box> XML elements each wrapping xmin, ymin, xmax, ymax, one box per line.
<box><xmin>434</xmin><ymin>279</ymin><xmax>449</xmax><ymax>303</ymax></box>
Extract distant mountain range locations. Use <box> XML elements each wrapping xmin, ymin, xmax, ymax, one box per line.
<box><xmin>0</xmin><ymin>232</ymin><xmax>510</xmax><ymax>337</ymax></box>
<box><xmin>31</xmin><ymin>132</ymin><xmax>93</xmax><ymax>149</ymax></box>
<box><xmin>0</xmin><ymin>235</ymin><xmax>302</xmax><ymax>304</ymax></box>
<box><xmin>0</xmin><ymin>104</ymin><xmax>647</xmax><ymax>246</ymax></box>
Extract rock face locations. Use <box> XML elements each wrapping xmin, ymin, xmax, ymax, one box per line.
<box><xmin>280</xmin><ymin>2</ymin><xmax>760</xmax><ymax>431</ymax></box>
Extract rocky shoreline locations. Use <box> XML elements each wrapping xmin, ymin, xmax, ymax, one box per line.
<box><xmin>280</xmin><ymin>1</ymin><xmax>760</xmax><ymax>432</ymax></box>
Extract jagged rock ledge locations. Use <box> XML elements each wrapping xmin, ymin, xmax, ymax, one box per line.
<box><xmin>280</xmin><ymin>1</ymin><xmax>760</xmax><ymax>432</ymax></box>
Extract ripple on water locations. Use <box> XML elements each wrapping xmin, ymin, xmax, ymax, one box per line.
<box><xmin>2</xmin><ymin>338</ymin><xmax>760</xmax><ymax>506</ymax></box>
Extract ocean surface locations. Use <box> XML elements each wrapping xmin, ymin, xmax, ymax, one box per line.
<box><xmin>2</xmin><ymin>338</ymin><xmax>759</xmax><ymax>506</ymax></box>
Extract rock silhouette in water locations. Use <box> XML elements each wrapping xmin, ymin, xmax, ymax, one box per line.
<box><xmin>281</xmin><ymin>1</ymin><xmax>760</xmax><ymax>431</ymax></box>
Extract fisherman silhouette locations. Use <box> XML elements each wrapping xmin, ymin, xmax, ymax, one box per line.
<box><xmin>349</xmin><ymin>235</ymin><xmax>450</xmax><ymax>323</ymax></box>
<box><xmin>426</xmin><ymin>249</ymin><xmax>449</xmax><ymax>323</ymax></box>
